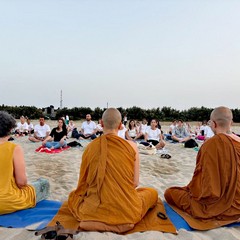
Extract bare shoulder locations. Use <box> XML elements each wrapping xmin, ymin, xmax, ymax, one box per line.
<box><xmin>13</xmin><ymin>144</ymin><xmax>23</xmax><ymax>154</ymax></box>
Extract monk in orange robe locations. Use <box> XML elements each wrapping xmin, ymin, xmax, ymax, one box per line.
<box><xmin>68</xmin><ymin>108</ymin><xmax>158</xmax><ymax>233</ymax></box>
<box><xmin>165</xmin><ymin>106</ymin><xmax>240</xmax><ymax>227</ymax></box>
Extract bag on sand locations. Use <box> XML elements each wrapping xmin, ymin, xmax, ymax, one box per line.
<box><xmin>184</xmin><ymin>139</ymin><xmax>198</xmax><ymax>148</ymax></box>
<box><xmin>137</xmin><ymin>143</ymin><xmax>157</xmax><ymax>155</ymax></box>
<box><xmin>67</xmin><ymin>141</ymin><xmax>82</xmax><ymax>147</ymax></box>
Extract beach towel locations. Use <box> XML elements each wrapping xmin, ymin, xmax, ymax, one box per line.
<box><xmin>0</xmin><ymin>200</ymin><xmax>62</xmax><ymax>230</ymax></box>
<box><xmin>35</xmin><ymin>146</ymin><xmax>70</xmax><ymax>154</ymax></box>
<box><xmin>48</xmin><ymin>199</ymin><xmax>177</xmax><ymax>234</ymax></box>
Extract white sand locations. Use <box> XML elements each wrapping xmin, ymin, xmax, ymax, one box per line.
<box><xmin>1</xmin><ymin>120</ymin><xmax>240</xmax><ymax>240</ymax></box>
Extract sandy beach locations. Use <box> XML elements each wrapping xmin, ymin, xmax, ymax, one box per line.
<box><xmin>1</xmin><ymin>120</ymin><xmax>240</xmax><ymax>240</ymax></box>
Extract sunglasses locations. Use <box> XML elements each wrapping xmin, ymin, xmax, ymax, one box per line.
<box><xmin>35</xmin><ymin>221</ymin><xmax>78</xmax><ymax>240</ymax></box>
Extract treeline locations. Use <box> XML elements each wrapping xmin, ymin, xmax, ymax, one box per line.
<box><xmin>1</xmin><ymin>105</ymin><xmax>240</xmax><ymax>122</ymax></box>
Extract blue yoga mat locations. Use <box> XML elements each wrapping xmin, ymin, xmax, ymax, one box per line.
<box><xmin>0</xmin><ymin>200</ymin><xmax>62</xmax><ymax>229</ymax></box>
<box><xmin>164</xmin><ymin>202</ymin><xmax>193</xmax><ymax>231</ymax></box>
<box><xmin>164</xmin><ymin>202</ymin><xmax>240</xmax><ymax>230</ymax></box>
<box><xmin>1</xmin><ymin>199</ymin><xmax>239</xmax><ymax>231</ymax></box>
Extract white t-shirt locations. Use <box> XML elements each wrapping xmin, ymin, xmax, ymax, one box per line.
<box><xmin>27</xmin><ymin>123</ymin><xmax>34</xmax><ymax>131</ymax></box>
<box><xmin>146</xmin><ymin>128</ymin><xmax>161</xmax><ymax>141</ymax></box>
<box><xmin>34</xmin><ymin>124</ymin><xmax>51</xmax><ymax>137</ymax></box>
<box><xmin>16</xmin><ymin>122</ymin><xmax>28</xmax><ymax>132</ymax></box>
<box><xmin>140</xmin><ymin>124</ymin><xmax>148</xmax><ymax>134</ymax></box>
<box><xmin>81</xmin><ymin>121</ymin><xmax>97</xmax><ymax>135</ymax></box>
<box><xmin>169</xmin><ymin>124</ymin><xmax>176</xmax><ymax>132</ymax></box>
<box><xmin>200</xmin><ymin>125</ymin><xmax>207</xmax><ymax>134</ymax></box>
<box><xmin>96</xmin><ymin>123</ymin><xmax>103</xmax><ymax>131</ymax></box>
<box><xmin>118</xmin><ymin>125</ymin><xmax>126</xmax><ymax>139</ymax></box>
<box><xmin>205</xmin><ymin>126</ymin><xmax>214</xmax><ymax>138</ymax></box>
<box><xmin>128</xmin><ymin>128</ymin><xmax>137</xmax><ymax>137</ymax></box>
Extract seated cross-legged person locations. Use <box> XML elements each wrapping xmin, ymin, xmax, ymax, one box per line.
<box><xmin>144</xmin><ymin>119</ymin><xmax>165</xmax><ymax>150</ymax></box>
<box><xmin>117</xmin><ymin>123</ymin><xmax>127</xmax><ymax>139</ymax></box>
<box><xmin>165</xmin><ymin>106</ymin><xmax>240</xmax><ymax>228</ymax></box>
<box><xmin>26</xmin><ymin>118</ymin><xmax>34</xmax><ymax>135</ymax></box>
<box><xmin>67</xmin><ymin>120</ymin><xmax>76</xmax><ymax>138</ymax></box>
<box><xmin>204</xmin><ymin>122</ymin><xmax>214</xmax><ymax>141</ymax></box>
<box><xmin>15</xmin><ymin>116</ymin><xmax>29</xmax><ymax>136</ymax></box>
<box><xmin>79</xmin><ymin>114</ymin><xmax>97</xmax><ymax>140</ymax></box>
<box><xmin>0</xmin><ymin>111</ymin><xmax>50</xmax><ymax>215</ymax></box>
<box><xmin>42</xmin><ymin>118</ymin><xmax>67</xmax><ymax>149</ymax></box>
<box><xmin>125</xmin><ymin>119</ymin><xmax>139</xmax><ymax>140</ymax></box>
<box><xmin>134</xmin><ymin>118</ymin><xmax>148</xmax><ymax>140</ymax></box>
<box><xmin>68</xmin><ymin>108</ymin><xmax>158</xmax><ymax>233</ymax></box>
<box><xmin>29</xmin><ymin>116</ymin><xmax>51</xmax><ymax>142</ymax></box>
<box><xmin>171</xmin><ymin>119</ymin><xmax>191</xmax><ymax>143</ymax></box>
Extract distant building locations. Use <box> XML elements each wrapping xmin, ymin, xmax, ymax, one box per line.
<box><xmin>42</xmin><ymin>105</ymin><xmax>56</xmax><ymax>119</ymax></box>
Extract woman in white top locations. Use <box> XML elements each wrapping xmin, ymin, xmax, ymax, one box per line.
<box><xmin>145</xmin><ymin>119</ymin><xmax>165</xmax><ymax>149</ymax></box>
<box><xmin>125</xmin><ymin>119</ymin><xmax>139</xmax><ymax>140</ymax></box>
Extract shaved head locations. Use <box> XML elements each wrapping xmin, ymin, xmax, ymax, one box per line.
<box><xmin>102</xmin><ymin>108</ymin><xmax>122</xmax><ymax>130</ymax></box>
<box><xmin>210</xmin><ymin>106</ymin><xmax>233</xmax><ymax>128</ymax></box>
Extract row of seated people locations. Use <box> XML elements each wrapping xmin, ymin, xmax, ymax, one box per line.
<box><xmin>168</xmin><ymin>119</ymin><xmax>214</xmax><ymax>141</ymax></box>
<box><xmin>14</xmin><ymin>116</ymin><xmax>34</xmax><ymax>136</ymax></box>
<box><xmin>2</xmin><ymin>107</ymin><xmax>240</xmax><ymax>233</ymax></box>
<box><xmin>70</xmin><ymin>117</ymin><xmax>213</xmax><ymax>149</ymax></box>
<box><xmin>13</xmin><ymin>114</ymin><xmax>229</xmax><ymax>152</ymax></box>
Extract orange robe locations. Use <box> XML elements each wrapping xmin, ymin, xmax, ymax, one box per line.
<box><xmin>0</xmin><ymin>142</ymin><xmax>36</xmax><ymax>215</ymax></box>
<box><xmin>68</xmin><ymin>134</ymin><xmax>158</xmax><ymax>226</ymax></box>
<box><xmin>165</xmin><ymin>133</ymin><xmax>240</xmax><ymax>222</ymax></box>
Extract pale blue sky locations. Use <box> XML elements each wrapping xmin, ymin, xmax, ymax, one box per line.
<box><xmin>0</xmin><ymin>0</ymin><xmax>239</xmax><ymax>110</ymax></box>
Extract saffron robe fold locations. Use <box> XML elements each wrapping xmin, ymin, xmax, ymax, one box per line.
<box><xmin>165</xmin><ymin>133</ymin><xmax>240</xmax><ymax>229</ymax></box>
<box><xmin>68</xmin><ymin>134</ymin><xmax>158</xmax><ymax>226</ymax></box>
<box><xmin>0</xmin><ymin>142</ymin><xmax>36</xmax><ymax>215</ymax></box>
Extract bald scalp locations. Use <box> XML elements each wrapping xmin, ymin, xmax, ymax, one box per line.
<box><xmin>102</xmin><ymin>108</ymin><xmax>122</xmax><ymax>130</ymax></box>
<box><xmin>211</xmin><ymin>106</ymin><xmax>233</xmax><ymax>128</ymax></box>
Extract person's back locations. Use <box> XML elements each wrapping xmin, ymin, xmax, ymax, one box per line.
<box><xmin>165</xmin><ymin>106</ymin><xmax>240</xmax><ymax>228</ymax></box>
<box><xmin>0</xmin><ymin>111</ymin><xmax>49</xmax><ymax>215</ymax></box>
<box><xmin>68</xmin><ymin>108</ymin><xmax>158</xmax><ymax>232</ymax></box>
<box><xmin>69</xmin><ymin>135</ymin><xmax>143</xmax><ymax>222</ymax></box>
<box><xmin>0</xmin><ymin>141</ymin><xmax>35</xmax><ymax>214</ymax></box>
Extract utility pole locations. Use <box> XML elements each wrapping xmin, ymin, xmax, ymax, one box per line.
<box><xmin>60</xmin><ymin>90</ymin><xmax>63</xmax><ymax>109</ymax></box>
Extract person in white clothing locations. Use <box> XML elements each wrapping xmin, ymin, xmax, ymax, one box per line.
<box><xmin>169</xmin><ymin>120</ymin><xmax>177</xmax><ymax>135</ymax></box>
<box><xmin>29</xmin><ymin>116</ymin><xmax>51</xmax><ymax>142</ymax></box>
<box><xmin>96</xmin><ymin>119</ymin><xmax>104</xmax><ymax>136</ymax></box>
<box><xmin>118</xmin><ymin>123</ymin><xmax>127</xmax><ymax>139</ymax></box>
<box><xmin>67</xmin><ymin>120</ymin><xmax>76</xmax><ymax>138</ymax></box>
<box><xmin>26</xmin><ymin>118</ymin><xmax>34</xmax><ymax>135</ymax></box>
<box><xmin>204</xmin><ymin>122</ymin><xmax>215</xmax><ymax>141</ymax></box>
<box><xmin>125</xmin><ymin>119</ymin><xmax>139</xmax><ymax>140</ymax></box>
<box><xmin>15</xmin><ymin>116</ymin><xmax>28</xmax><ymax>136</ymax></box>
<box><xmin>199</xmin><ymin>120</ymin><xmax>208</xmax><ymax>136</ymax></box>
<box><xmin>144</xmin><ymin>119</ymin><xmax>165</xmax><ymax>150</ymax></box>
<box><xmin>134</xmin><ymin>118</ymin><xmax>148</xmax><ymax>140</ymax></box>
<box><xmin>79</xmin><ymin>114</ymin><xmax>97</xmax><ymax>140</ymax></box>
